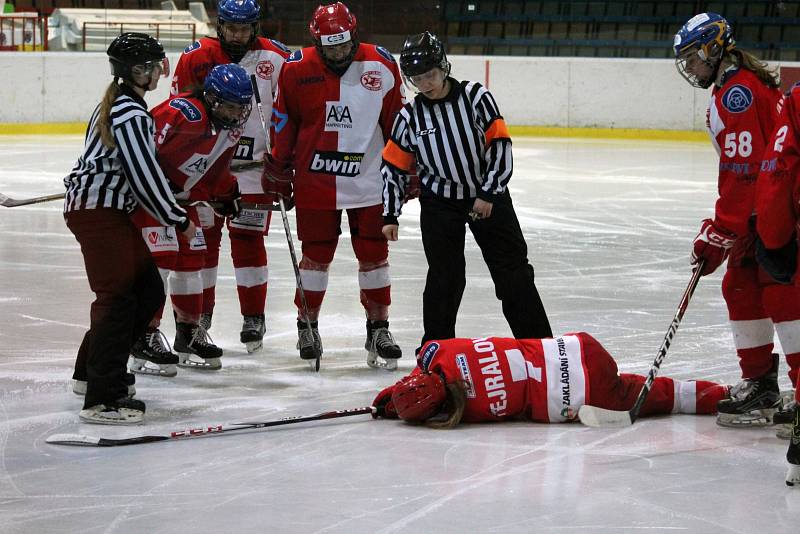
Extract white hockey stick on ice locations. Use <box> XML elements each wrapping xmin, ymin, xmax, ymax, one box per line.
<box><xmin>579</xmin><ymin>261</ymin><xmax>704</xmax><ymax>428</ymax></box>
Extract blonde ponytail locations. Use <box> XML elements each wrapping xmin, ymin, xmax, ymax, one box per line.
<box><xmin>96</xmin><ymin>81</ymin><xmax>121</xmax><ymax>149</ymax></box>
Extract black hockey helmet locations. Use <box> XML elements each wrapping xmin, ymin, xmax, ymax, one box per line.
<box><xmin>399</xmin><ymin>31</ymin><xmax>449</xmax><ymax>78</ymax></box>
<box><xmin>107</xmin><ymin>32</ymin><xmax>169</xmax><ymax>83</ymax></box>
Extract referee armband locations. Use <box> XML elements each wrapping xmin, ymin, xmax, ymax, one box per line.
<box><xmin>382</xmin><ymin>140</ymin><xmax>415</xmax><ymax>172</ymax></box>
<box><xmin>484</xmin><ymin>118</ymin><xmax>510</xmax><ymax>146</ymax></box>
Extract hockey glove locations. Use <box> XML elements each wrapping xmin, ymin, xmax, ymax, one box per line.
<box><xmin>691</xmin><ymin>218</ymin><xmax>736</xmax><ymax>276</ymax></box>
<box><xmin>755</xmin><ymin>233</ymin><xmax>798</xmax><ymax>284</ymax></box>
<box><xmin>214</xmin><ymin>182</ymin><xmax>242</xmax><ymax>219</ymax></box>
<box><xmin>261</xmin><ymin>157</ymin><xmax>293</xmax><ymax>199</ymax></box>
<box><xmin>372</xmin><ymin>384</ymin><xmax>398</xmax><ymax>419</ymax></box>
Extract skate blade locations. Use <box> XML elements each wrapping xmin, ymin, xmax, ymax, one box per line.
<box><xmin>130</xmin><ymin>359</ymin><xmax>177</xmax><ymax>378</ymax></box>
<box><xmin>245</xmin><ymin>340</ymin><xmax>263</xmax><ymax>353</ymax></box>
<box><xmin>367</xmin><ymin>353</ymin><xmax>399</xmax><ymax>371</ymax></box>
<box><xmin>716</xmin><ymin>409</ymin><xmax>776</xmax><ymax>428</ymax></box>
<box><xmin>177</xmin><ymin>354</ymin><xmax>222</xmax><ymax>371</ymax></box>
<box><xmin>79</xmin><ymin>408</ymin><xmax>143</xmax><ymax>425</ymax></box>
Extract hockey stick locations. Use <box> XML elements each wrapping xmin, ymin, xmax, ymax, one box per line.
<box><xmin>0</xmin><ymin>192</ymin><xmax>65</xmax><ymax>207</ymax></box>
<box><xmin>578</xmin><ymin>260</ymin><xmax>705</xmax><ymax>428</ymax></box>
<box><xmin>45</xmin><ymin>406</ymin><xmax>374</xmax><ymax>447</ymax></box>
<box><xmin>250</xmin><ymin>74</ymin><xmax>322</xmax><ymax>372</ymax></box>
<box><xmin>0</xmin><ymin>190</ymin><xmax>277</xmax><ymax>212</ymax></box>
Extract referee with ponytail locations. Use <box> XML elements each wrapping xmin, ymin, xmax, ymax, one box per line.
<box><xmin>64</xmin><ymin>33</ymin><xmax>195</xmax><ymax>425</ymax></box>
<box><xmin>381</xmin><ymin>31</ymin><xmax>552</xmax><ymax>350</ymax></box>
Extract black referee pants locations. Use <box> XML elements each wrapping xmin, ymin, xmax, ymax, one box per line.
<box><xmin>419</xmin><ymin>191</ymin><xmax>552</xmax><ymax>348</ymax></box>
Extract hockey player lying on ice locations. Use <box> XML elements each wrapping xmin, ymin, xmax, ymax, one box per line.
<box><xmin>371</xmin><ymin>333</ymin><xmax>729</xmax><ymax>426</ymax></box>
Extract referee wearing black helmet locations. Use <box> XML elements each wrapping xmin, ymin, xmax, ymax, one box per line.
<box><xmin>381</xmin><ymin>31</ymin><xmax>552</xmax><ymax>350</ymax></box>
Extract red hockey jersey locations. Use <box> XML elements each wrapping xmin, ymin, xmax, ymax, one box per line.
<box><xmin>170</xmin><ymin>37</ymin><xmax>290</xmax><ymax>194</ymax></box>
<box><xmin>151</xmin><ymin>94</ymin><xmax>240</xmax><ymax>201</ymax></box>
<box><xmin>707</xmin><ymin>68</ymin><xmax>782</xmax><ymax>236</ymax></box>
<box><xmin>271</xmin><ymin>43</ymin><xmax>405</xmax><ymax>210</ymax></box>
<box><xmin>756</xmin><ymin>84</ymin><xmax>799</xmax><ymax>250</ymax></box>
<box><xmin>416</xmin><ymin>334</ymin><xmax>592</xmax><ymax>423</ymax></box>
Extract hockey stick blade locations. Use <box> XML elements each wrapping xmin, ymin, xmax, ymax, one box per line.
<box><xmin>578</xmin><ymin>406</ymin><xmax>633</xmax><ymax>428</ymax></box>
<box><xmin>46</xmin><ymin>407</ymin><xmax>374</xmax><ymax>447</ymax></box>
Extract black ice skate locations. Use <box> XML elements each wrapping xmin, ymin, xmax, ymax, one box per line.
<box><xmin>785</xmin><ymin>403</ymin><xmax>800</xmax><ymax>486</ymax></box>
<box><xmin>129</xmin><ymin>328</ymin><xmax>179</xmax><ymax>377</ymax></box>
<box><xmin>297</xmin><ymin>319</ymin><xmax>322</xmax><ymax>362</ymax></box>
<box><xmin>717</xmin><ymin>354</ymin><xmax>781</xmax><ymax>427</ymax></box>
<box><xmin>365</xmin><ymin>320</ymin><xmax>402</xmax><ymax>371</ymax></box>
<box><xmin>240</xmin><ymin>314</ymin><xmax>266</xmax><ymax>353</ymax></box>
<box><xmin>79</xmin><ymin>397</ymin><xmax>145</xmax><ymax>425</ymax></box>
<box><xmin>774</xmin><ymin>390</ymin><xmax>797</xmax><ymax>440</ymax></box>
<box><xmin>73</xmin><ymin>373</ymin><xmax>136</xmax><ymax>397</ymax></box>
<box><xmin>174</xmin><ymin>322</ymin><xmax>223</xmax><ymax>371</ymax></box>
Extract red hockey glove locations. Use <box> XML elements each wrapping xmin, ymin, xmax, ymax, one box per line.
<box><xmin>261</xmin><ymin>158</ymin><xmax>293</xmax><ymax>199</ymax></box>
<box><xmin>404</xmin><ymin>174</ymin><xmax>421</xmax><ymax>202</ymax></box>
<box><xmin>691</xmin><ymin>218</ymin><xmax>736</xmax><ymax>276</ymax></box>
<box><xmin>372</xmin><ymin>384</ymin><xmax>398</xmax><ymax>419</ymax></box>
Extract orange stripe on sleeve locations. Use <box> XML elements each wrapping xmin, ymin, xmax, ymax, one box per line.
<box><xmin>382</xmin><ymin>140</ymin><xmax>415</xmax><ymax>172</ymax></box>
<box><xmin>485</xmin><ymin>118</ymin><xmax>510</xmax><ymax>146</ymax></box>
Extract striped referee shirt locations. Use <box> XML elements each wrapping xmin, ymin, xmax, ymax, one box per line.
<box><xmin>380</xmin><ymin>78</ymin><xmax>512</xmax><ymax>222</ymax></box>
<box><xmin>64</xmin><ymin>84</ymin><xmax>189</xmax><ymax>230</ymax></box>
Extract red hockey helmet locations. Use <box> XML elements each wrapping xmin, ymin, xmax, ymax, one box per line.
<box><xmin>309</xmin><ymin>2</ymin><xmax>357</xmax><ymax>46</ymax></box>
<box><xmin>391</xmin><ymin>373</ymin><xmax>447</xmax><ymax>423</ymax></box>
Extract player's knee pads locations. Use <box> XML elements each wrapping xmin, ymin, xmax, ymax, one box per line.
<box><xmin>722</xmin><ymin>266</ymin><xmax>763</xmax><ymax>310</ymax></box>
<box><xmin>301</xmin><ymin>240</ymin><xmax>337</xmax><ymax>265</ymax></box>
<box><xmin>230</xmin><ymin>231</ymin><xmax>267</xmax><ymax>267</ymax></box>
<box><xmin>352</xmin><ymin>236</ymin><xmax>388</xmax><ymax>264</ymax></box>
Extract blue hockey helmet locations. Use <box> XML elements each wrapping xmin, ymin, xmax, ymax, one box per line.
<box><xmin>673</xmin><ymin>13</ymin><xmax>735</xmax><ymax>88</ymax></box>
<box><xmin>203</xmin><ymin>63</ymin><xmax>253</xmax><ymax>129</ymax></box>
<box><xmin>218</xmin><ymin>0</ymin><xmax>261</xmax><ymax>24</ymax></box>
<box><xmin>216</xmin><ymin>0</ymin><xmax>261</xmax><ymax>61</ymax></box>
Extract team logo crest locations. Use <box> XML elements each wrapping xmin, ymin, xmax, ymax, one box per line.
<box><xmin>361</xmin><ymin>70</ymin><xmax>382</xmax><ymax>91</ymax></box>
<box><xmin>256</xmin><ymin>60</ymin><xmax>274</xmax><ymax>79</ymax></box>
<box><xmin>721</xmin><ymin>84</ymin><xmax>753</xmax><ymax>113</ymax></box>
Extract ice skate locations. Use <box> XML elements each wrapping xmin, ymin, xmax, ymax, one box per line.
<box><xmin>73</xmin><ymin>373</ymin><xmax>136</xmax><ymax>397</ymax></box>
<box><xmin>716</xmin><ymin>355</ymin><xmax>780</xmax><ymax>427</ymax></box>
<box><xmin>297</xmin><ymin>319</ymin><xmax>322</xmax><ymax>368</ymax></box>
<box><xmin>775</xmin><ymin>390</ymin><xmax>797</xmax><ymax>439</ymax></box>
<box><xmin>199</xmin><ymin>312</ymin><xmax>213</xmax><ymax>332</ymax></box>
<box><xmin>785</xmin><ymin>403</ymin><xmax>800</xmax><ymax>486</ymax></box>
<box><xmin>365</xmin><ymin>320</ymin><xmax>402</xmax><ymax>371</ymax></box>
<box><xmin>240</xmin><ymin>314</ymin><xmax>266</xmax><ymax>353</ymax></box>
<box><xmin>79</xmin><ymin>397</ymin><xmax>145</xmax><ymax>425</ymax></box>
<box><xmin>129</xmin><ymin>328</ymin><xmax>178</xmax><ymax>377</ymax></box>
<box><xmin>174</xmin><ymin>322</ymin><xmax>223</xmax><ymax>371</ymax></box>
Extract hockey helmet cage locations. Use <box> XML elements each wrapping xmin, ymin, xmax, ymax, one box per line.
<box><xmin>204</xmin><ymin>63</ymin><xmax>253</xmax><ymax>129</ymax></box>
<box><xmin>399</xmin><ymin>31</ymin><xmax>449</xmax><ymax>78</ymax></box>
<box><xmin>217</xmin><ymin>0</ymin><xmax>261</xmax><ymax>60</ymax></box>
<box><xmin>107</xmin><ymin>32</ymin><xmax>169</xmax><ymax>82</ymax></box>
<box><xmin>391</xmin><ymin>372</ymin><xmax>447</xmax><ymax>423</ymax></box>
<box><xmin>673</xmin><ymin>13</ymin><xmax>735</xmax><ymax>89</ymax></box>
<box><xmin>309</xmin><ymin>2</ymin><xmax>357</xmax><ymax>46</ymax></box>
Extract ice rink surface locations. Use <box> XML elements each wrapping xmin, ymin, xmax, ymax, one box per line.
<box><xmin>1</xmin><ymin>135</ymin><xmax>798</xmax><ymax>533</ymax></box>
